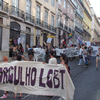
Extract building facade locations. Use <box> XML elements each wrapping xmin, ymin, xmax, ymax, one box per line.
<box><xmin>0</xmin><ymin>0</ymin><xmax>58</xmax><ymax>60</ymax></box>
<box><xmin>34</xmin><ymin>0</ymin><xmax>57</xmax><ymax>47</ymax></box>
<box><xmin>75</xmin><ymin>0</ymin><xmax>84</xmax><ymax>42</ymax></box>
<box><xmin>91</xmin><ymin>7</ymin><xmax>100</xmax><ymax>42</ymax></box>
<box><xmin>79</xmin><ymin>0</ymin><xmax>92</xmax><ymax>41</ymax></box>
<box><xmin>57</xmin><ymin>0</ymin><xmax>76</xmax><ymax>46</ymax></box>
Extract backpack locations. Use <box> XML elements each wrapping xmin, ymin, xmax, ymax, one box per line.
<box><xmin>28</xmin><ymin>48</ymin><xmax>33</xmax><ymax>55</ymax></box>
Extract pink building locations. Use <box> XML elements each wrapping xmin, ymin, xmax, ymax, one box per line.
<box><xmin>57</xmin><ymin>0</ymin><xmax>77</xmax><ymax>46</ymax></box>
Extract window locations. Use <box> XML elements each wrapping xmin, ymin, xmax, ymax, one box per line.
<box><xmin>59</xmin><ymin>0</ymin><xmax>61</xmax><ymax>4</ymax></box>
<box><xmin>36</xmin><ymin>5</ymin><xmax>41</xmax><ymax>19</ymax></box>
<box><xmin>0</xmin><ymin>18</ymin><xmax>3</xmax><ymax>24</ymax></box>
<box><xmin>64</xmin><ymin>0</ymin><xmax>66</xmax><ymax>9</ymax></box>
<box><xmin>45</xmin><ymin>10</ymin><xmax>48</xmax><ymax>23</ymax></box>
<box><xmin>12</xmin><ymin>0</ymin><xmax>19</xmax><ymax>16</ymax></box>
<box><xmin>51</xmin><ymin>0</ymin><xmax>55</xmax><ymax>7</ymax></box>
<box><xmin>68</xmin><ymin>4</ymin><xmax>70</xmax><ymax>12</ymax></box>
<box><xmin>51</xmin><ymin>15</ymin><xmax>54</xmax><ymax>26</ymax></box>
<box><xmin>68</xmin><ymin>22</ymin><xmax>69</xmax><ymax>27</ymax></box>
<box><xmin>12</xmin><ymin>0</ymin><xmax>18</xmax><ymax>7</ymax></box>
<box><xmin>26</xmin><ymin>27</ymin><xmax>31</xmax><ymax>33</ymax></box>
<box><xmin>63</xmin><ymin>19</ymin><xmax>65</xmax><ymax>25</ymax></box>
<box><xmin>26</xmin><ymin>0</ymin><xmax>31</xmax><ymax>13</ymax></box>
<box><xmin>71</xmin><ymin>9</ymin><xmax>73</xmax><ymax>15</ymax></box>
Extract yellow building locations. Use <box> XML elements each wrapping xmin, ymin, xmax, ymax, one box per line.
<box><xmin>80</xmin><ymin>0</ymin><xmax>92</xmax><ymax>41</ymax></box>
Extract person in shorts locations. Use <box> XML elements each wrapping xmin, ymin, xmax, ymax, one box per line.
<box><xmin>96</xmin><ymin>48</ymin><xmax>100</xmax><ymax>70</ymax></box>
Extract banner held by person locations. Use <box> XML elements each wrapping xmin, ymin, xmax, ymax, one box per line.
<box><xmin>0</xmin><ymin>61</ymin><xmax>75</xmax><ymax>100</ymax></box>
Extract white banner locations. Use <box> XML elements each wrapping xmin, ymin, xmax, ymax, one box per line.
<box><xmin>92</xmin><ymin>46</ymin><xmax>100</xmax><ymax>56</ymax></box>
<box><xmin>47</xmin><ymin>38</ymin><xmax>52</xmax><ymax>43</ymax></box>
<box><xmin>0</xmin><ymin>61</ymin><xmax>75</xmax><ymax>100</ymax></box>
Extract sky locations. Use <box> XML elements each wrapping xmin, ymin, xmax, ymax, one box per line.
<box><xmin>90</xmin><ymin>0</ymin><xmax>100</xmax><ymax>17</ymax></box>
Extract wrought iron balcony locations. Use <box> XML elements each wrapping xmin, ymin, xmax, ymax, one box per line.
<box><xmin>51</xmin><ymin>26</ymin><xmax>56</xmax><ymax>33</ymax></box>
<box><xmin>84</xmin><ymin>29</ymin><xmax>91</xmax><ymax>37</ymax></box>
<box><xmin>72</xmin><ymin>30</ymin><xmax>74</xmax><ymax>34</ymax></box>
<box><xmin>10</xmin><ymin>5</ymin><xmax>24</xmax><ymax>19</ymax></box>
<box><xmin>26</xmin><ymin>13</ymin><xmax>35</xmax><ymax>24</ymax></box>
<box><xmin>75</xmin><ymin>26</ymin><xmax>83</xmax><ymax>34</ymax></box>
<box><xmin>69</xmin><ymin>28</ymin><xmax>71</xmax><ymax>32</ymax></box>
<box><xmin>36</xmin><ymin>18</ymin><xmax>44</xmax><ymax>27</ymax></box>
<box><xmin>63</xmin><ymin>25</ymin><xmax>70</xmax><ymax>32</ymax></box>
<box><xmin>58</xmin><ymin>22</ymin><xmax>63</xmax><ymax>28</ymax></box>
<box><xmin>49</xmin><ymin>25</ymin><xmax>51</xmax><ymax>31</ymax></box>
<box><xmin>44</xmin><ymin>22</ymin><xmax>49</xmax><ymax>30</ymax></box>
<box><xmin>76</xmin><ymin>11</ymin><xmax>83</xmax><ymax>20</ymax></box>
<box><xmin>0</xmin><ymin>1</ymin><xmax>8</xmax><ymax>13</ymax></box>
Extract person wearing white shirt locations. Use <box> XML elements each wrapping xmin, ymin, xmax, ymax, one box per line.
<box><xmin>96</xmin><ymin>48</ymin><xmax>100</xmax><ymax>70</ymax></box>
<box><xmin>17</xmin><ymin>37</ymin><xmax>20</xmax><ymax>45</ymax></box>
<box><xmin>78</xmin><ymin>46</ymin><xmax>83</xmax><ymax>66</ymax></box>
<box><xmin>49</xmin><ymin>51</ymin><xmax>57</xmax><ymax>64</ymax></box>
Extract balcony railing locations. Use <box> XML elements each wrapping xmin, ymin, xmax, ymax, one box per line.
<box><xmin>84</xmin><ymin>29</ymin><xmax>91</xmax><ymax>37</ymax></box>
<box><xmin>76</xmin><ymin>11</ymin><xmax>83</xmax><ymax>20</ymax></box>
<box><xmin>44</xmin><ymin>22</ymin><xmax>49</xmax><ymax>30</ymax></box>
<box><xmin>51</xmin><ymin>26</ymin><xmax>56</xmax><ymax>33</ymax></box>
<box><xmin>10</xmin><ymin>5</ymin><xmax>24</xmax><ymax>19</ymax></box>
<box><xmin>36</xmin><ymin>18</ymin><xmax>44</xmax><ymax>27</ymax></box>
<box><xmin>58</xmin><ymin>22</ymin><xmax>63</xmax><ymax>28</ymax></box>
<box><xmin>69</xmin><ymin>28</ymin><xmax>71</xmax><ymax>32</ymax></box>
<box><xmin>75</xmin><ymin>26</ymin><xmax>83</xmax><ymax>34</ymax></box>
<box><xmin>0</xmin><ymin>1</ymin><xmax>8</xmax><ymax>12</ymax></box>
<box><xmin>26</xmin><ymin>13</ymin><xmax>35</xmax><ymax>23</ymax></box>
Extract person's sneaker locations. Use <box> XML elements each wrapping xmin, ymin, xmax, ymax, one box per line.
<box><xmin>0</xmin><ymin>94</ymin><xmax>7</xmax><ymax>98</ymax></box>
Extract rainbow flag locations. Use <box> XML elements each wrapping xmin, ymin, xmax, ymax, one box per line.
<box><xmin>68</xmin><ymin>33</ymin><xmax>72</xmax><ymax>40</ymax></box>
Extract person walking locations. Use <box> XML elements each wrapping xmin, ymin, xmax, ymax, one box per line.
<box><xmin>96</xmin><ymin>48</ymin><xmax>100</xmax><ymax>70</ymax></box>
<box><xmin>44</xmin><ymin>42</ymin><xmax>52</xmax><ymax>63</ymax></box>
<box><xmin>83</xmin><ymin>46</ymin><xmax>88</xmax><ymax>67</ymax></box>
<box><xmin>78</xmin><ymin>46</ymin><xmax>83</xmax><ymax>66</ymax></box>
<box><xmin>12</xmin><ymin>45</ymin><xmax>17</xmax><ymax>60</ymax></box>
<box><xmin>27</xmin><ymin>45</ymin><xmax>34</xmax><ymax>61</ymax></box>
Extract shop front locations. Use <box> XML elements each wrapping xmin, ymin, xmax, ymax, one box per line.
<box><xmin>9</xmin><ymin>22</ymin><xmax>20</xmax><ymax>46</ymax></box>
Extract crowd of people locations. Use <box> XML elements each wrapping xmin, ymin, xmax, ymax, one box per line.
<box><xmin>1</xmin><ymin>41</ymin><xmax>100</xmax><ymax>99</ymax></box>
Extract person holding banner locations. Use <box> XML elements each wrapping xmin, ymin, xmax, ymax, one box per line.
<box><xmin>60</xmin><ymin>54</ymin><xmax>71</xmax><ymax>76</ymax></box>
<box><xmin>44</xmin><ymin>42</ymin><xmax>52</xmax><ymax>63</ymax></box>
<box><xmin>0</xmin><ymin>56</ymin><xmax>9</xmax><ymax>98</ymax></box>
